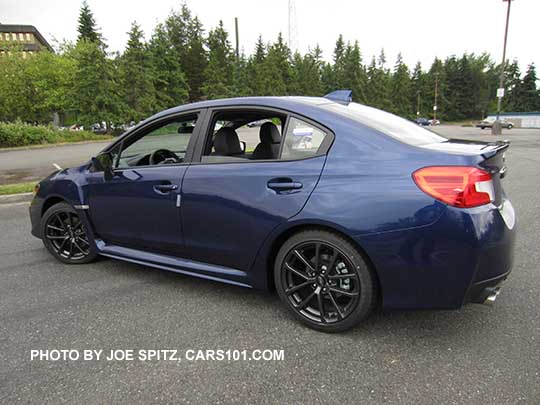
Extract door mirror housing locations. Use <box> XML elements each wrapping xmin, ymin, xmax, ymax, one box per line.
<box><xmin>91</xmin><ymin>152</ymin><xmax>114</xmax><ymax>181</ymax></box>
<box><xmin>240</xmin><ymin>141</ymin><xmax>246</xmax><ymax>153</ymax></box>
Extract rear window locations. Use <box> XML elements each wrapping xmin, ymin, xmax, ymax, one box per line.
<box><xmin>323</xmin><ymin>102</ymin><xmax>447</xmax><ymax>146</ymax></box>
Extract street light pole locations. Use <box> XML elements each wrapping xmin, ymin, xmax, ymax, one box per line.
<box><xmin>433</xmin><ymin>73</ymin><xmax>439</xmax><ymax>122</ymax></box>
<box><xmin>417</xmin><ymin>91</ymin><xmax>421</xmax><ymax>116</ymax></box>
<box><xmin>493</xmin><ymin>0</ymin><xmax>513</xmax><ymax>135</ymax></box>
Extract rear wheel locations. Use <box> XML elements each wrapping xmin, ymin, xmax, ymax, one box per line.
<box><xmin>274</xmin><ymin>230</ymin><xmax>377</xmax><ymax>332</ymax></box>
<box><xmin>41</xmin><ymin>202</ymin><xmax>97</xmax><ymax>264</ymax></box>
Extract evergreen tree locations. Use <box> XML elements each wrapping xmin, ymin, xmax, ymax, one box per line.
<box><xmin>67</xmin><ymin>40</ymin><xmax>122</xmax><ymax>130</ymax></box>
<box><xmin>261</xmin><ymin>33</ymin><xmax>293</xmax><ymax>95</ymax></box>
<box><xmin>390</xmin><ymin>53</ymin><xmax>411</xmax><ymax>117</ymax></box>
<box><xmin>290</xmin><ymin>46</ymin><xmax>323</xmax><ymax>96</ymax></box>
<box><xmin>119</xmin><ymin>22</ymin><xmax>156</xmax><ymax>122</ymax></box>
<box><xmin>77</xmin><ymin>1</ymin><xmax>102</xmax><ymax>45</ymax></box>
<box><xmin>342</xmin><ymin>41</ymin><xmax>367</xmax><ymax>103</ymax></box>
<box><xmin>502</xmin><ymin>60</ymin><xmax>522</xmax><ymax>112</ymax></box>
<box><xmin>365</xmin><ymin>50</ymin><xmax>392</xmax><ymax>111</ymax></box>
<box><xmin>164</xmin><ymin>4</ymin><xmax>206</xmax><ymax>102</ymax></box>
<box><xmin>202</xmin><ymin>21</ymin><xmax>235</xmax><ymax>99</ymax></box>
<box><xmin>245</xmin><ymin>36</ymin><xmax>267</xmax><ymax>95</ymax></box>
<box><xmin>517</xmin><ymin>64</ymin><xmax>540</xmax><ymax>111</ymax></box>
<box><xmin>184</xmin><ymin>16</ymin><xmax>207</xmax><ymax>101</ymax></box>
<box><xmin>148</xmin><ymin>23</ymin><xmax>189</xmax><ymax>110</ymax></box>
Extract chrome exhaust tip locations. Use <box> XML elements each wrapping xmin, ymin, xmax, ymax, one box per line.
<box><xmin>484</xmin><ymin>287</ymin><xmax>501</xmax><ymax>305</ymax></box>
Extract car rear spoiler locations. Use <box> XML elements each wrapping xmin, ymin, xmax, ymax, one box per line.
<box><xmin>324</xmin><ymin>90</ymin><xmax>352</xmax><ymax>104</ymax></box>
<box><xmin>480</xmin><ymin>140</ymin><xmax>510</xmax><ymax>159</ymax></box>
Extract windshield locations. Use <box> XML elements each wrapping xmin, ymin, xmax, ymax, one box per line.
<box><xmin>323</xmin><ymin>102</ymin><xmax>447</xmax><ymax>146</ymax></box>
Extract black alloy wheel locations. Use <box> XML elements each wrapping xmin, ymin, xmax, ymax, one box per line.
<box><xmin>41</xmin><ymin>202</ymin><xmax>97</xmax><ymax>264</ymax></box>
<box><xmin>275</xmin><ymin>230</ymin><xmax>377</xmax><ymax>332</ymax></box>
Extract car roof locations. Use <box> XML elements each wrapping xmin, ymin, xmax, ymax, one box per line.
<box><xmin>151</xmin><ymin>96</ymin><xmax>340</xmax><ymax>122</ymax></box>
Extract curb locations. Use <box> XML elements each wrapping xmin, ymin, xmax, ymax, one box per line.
<box><xmin>0</xmin><ymin>192</ymin><xmax>33</xmax><ymax>204</ymax></box>
<box><xmin>0</xmin><ymin>138</ymin><xmax>112</xmax><ymax>153</ymax></box>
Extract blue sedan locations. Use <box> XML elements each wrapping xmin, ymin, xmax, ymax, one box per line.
<box><xmin>29</xmin><ymin>91</ymin><xmax>516</xmax><ymax>332</ymax></box>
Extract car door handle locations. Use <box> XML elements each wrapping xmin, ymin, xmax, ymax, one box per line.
<box><xmin>153</xmin><ymin>183</ymin><xmax>178</xmax><ymax>194</ymax></box>
<box><xmin>267</xmin><ymin>179</ymin><xmax>303</xmax><ymax>191</ymax></box>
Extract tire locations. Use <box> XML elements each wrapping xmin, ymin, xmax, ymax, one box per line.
<box><xmin>274</xmin><ymin>230</ymin><xmax>377</xmax><ymax>332</ymax></box>
<box><xmin>507</xmin><ymin>124</ymin><xmax>513</xmax><ymax>129</ymax></box>
<box><xmin>41</xmin><ymin>202</ymin><xmax>98</xmax><ymax>264</ymax></box>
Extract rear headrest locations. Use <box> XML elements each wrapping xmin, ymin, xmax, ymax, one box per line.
<box><xmin>214</xmin><ymin>127</ymin><xmax>242</xmax><ymax>155</ymax></box>
<box><xmin>260</xmin><ymin>122</ymin><xmax>281</xmax><ymax>145</ymax></box>
<box><xmin>178</xmin><ymin>125</ymin><xmax>194</xmax><ymax>134</ymax></box>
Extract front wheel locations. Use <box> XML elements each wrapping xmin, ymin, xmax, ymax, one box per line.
<box><xmin>41</xmin><ymin>202</ymin><xmax>98</xmax><ymax>264</ymax></box>
<box><xmin>274</xmin><ymin>230</ymin><xmax>377</xmax><ymax>332</ymax></box>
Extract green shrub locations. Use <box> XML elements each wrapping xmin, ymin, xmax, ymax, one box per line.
<box><xmin>0</xmin><ymin>121</ymin><xmax>111</xmax><ymax>148</ymax></box>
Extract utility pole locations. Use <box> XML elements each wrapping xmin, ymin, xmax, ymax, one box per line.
<box><xmin>493</xmin><ymin>0</ymin><xmax>513</xmax><ymax>135</ymax></box>
<box><xmin>433</xmin><ymin>73</ymin><xmax>439</xmax><ymax>122</ymax></box>
<box><xmin>416</xmin><ymin>91</ymin><xmax>421</xmax><ymax>117</ymax></box>
<box><xmin>234</xmin><ymin>17</ymin><xmax>240</xmax><ymax>63</ymax></box>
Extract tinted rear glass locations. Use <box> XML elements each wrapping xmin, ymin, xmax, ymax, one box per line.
<box><xmin>323</xmin><ymin>102</ymin><xmax>447</xmax><ymax>146</ymax></box>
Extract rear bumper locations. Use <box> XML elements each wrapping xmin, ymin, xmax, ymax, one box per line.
<box><xmin>465</xmin><ymin>270</ymin><xmax>509</xmax><ymax>304</ymax></box>
<box><xmin>356</xmin><ymin>198</ymin><xmax>516</xmax><ymax>310</ymax></box>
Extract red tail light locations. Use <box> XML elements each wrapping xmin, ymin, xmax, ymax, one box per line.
<box><xmin>413</xmin><ymin>166</ymin><xmax>494</xmax><ymax>208</ymax></box>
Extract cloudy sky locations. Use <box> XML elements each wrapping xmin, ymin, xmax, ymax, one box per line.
<box><xmin>1</xmin><ymin>0</ymin><xmax>538</xmax><ymax>72</ymax></box>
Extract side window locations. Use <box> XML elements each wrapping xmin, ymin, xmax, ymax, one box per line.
<box><xmin>116</xmin><ymin>115</ymin><xmax>197</xmax><ymax>168</ymax></box>
<box><xmin>281</xmin><ymin>117</ymin><xmax>328</xmax><ymax>160</ymax></box>
<box><xmin>201</xmin><ymin>112</ymin><xmax>283</xmax><ymax>163</ymax></box>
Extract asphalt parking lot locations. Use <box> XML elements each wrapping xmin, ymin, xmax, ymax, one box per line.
<box><xmin>1</xmin><ymin>126</ymin><xmax>539</xmax><ymax>403</ymax></box>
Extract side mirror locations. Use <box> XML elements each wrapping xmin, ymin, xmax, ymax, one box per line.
<box><xmin>91</xmin><ymin>152</ymin><xmax>114</xmax><ymax>181</ymax></box>
<box><xmin>240</xmin><ymin>141</ymin><xmax>246</xmax><ymax>153</ymax></box>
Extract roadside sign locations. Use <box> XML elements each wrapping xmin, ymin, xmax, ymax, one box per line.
<box><xmin>497</xmin><ymin>88</ymin><xmax>505</xmax><ymax>98</ymax></box>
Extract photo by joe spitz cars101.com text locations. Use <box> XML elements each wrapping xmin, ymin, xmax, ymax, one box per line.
<box><xmin>29</xmin><ymin>90</ymin><xmax>516</xmax><ymax>332</ymax></box>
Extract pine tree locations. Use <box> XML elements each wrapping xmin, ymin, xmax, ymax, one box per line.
<box><xmin>119</xmin><ymin>22</ymin><xmax>156</xmax><ymax>122</ymax></box>
<box><xmin>261</xmin><ymin>33</ymin><xmax>292</xmax><ymax>95</ymax></box>
<box><xmin>517</xmin><ymin>63</ymin><xmax>540</xmax><ymax>111</ymax></box>
<box><xmin>202</xmin><ymin>21</ymin><xmax>235</xmax><ymax>99</ymax></box>
<box><xmin>290</xmin><ymin>47</ymin><xmax>323</xmax><ymax>96</ymax></box>
<box><xmin>67</xmin><ymin>40</ymin><xmax>122</xmax><ymax>130</ymax></box>
<box><xmin>184</xmin><ymin>16</ymin><xmax>207</xmax><ymax>101</ymax></box>
<box><xmin>390</xmin><ymin>53</ymin><xmax>412</xmax><ymax>117</ymax></box>
<box><xmin>502</xmin><ymin>60</ymin><xmax>522</xmax><ymax>112</ymax></box>
<box><xmin>365</xmin><ymin>50</ymin><xmax>392</xmax><ymax>111</ymax></box>
<box><xmin>342</xmin><ymin>41</ymin><xmax>367</xmax><ymax>103</ymax></box>
<box><xmin>77</xmin><ymin>1</ymin><xmax>102</xmax><ymax>45</ymax></box>
<box><xmin>164</xmin><ymin>4</ymin><xmax>206</xmax><ymax>102</ymax></box>
<box><xmin>148</xmin><ymin>23</ymin><xmax>189</xmax><ymax>110</ymax></box>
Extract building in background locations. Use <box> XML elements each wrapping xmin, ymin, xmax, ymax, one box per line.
<box><xmin>0</xmin><ymin>24</ymin><xmax>53</xmax><ymax>57</ymax></box>
<box><xmin>486</xmin><ymin>112</ymin><xmax>540</xmax><ymax>129</ymax></box>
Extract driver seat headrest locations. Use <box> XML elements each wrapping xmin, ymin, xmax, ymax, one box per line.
<box><xmin>213</xmin><ymin>127</ymin><xmax>243</xmax><ymax>155</ymax></box>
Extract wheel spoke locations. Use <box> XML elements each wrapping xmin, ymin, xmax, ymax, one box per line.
<box><xmin>46</xmin><ymin>235</ymin><xmax>68</xmax><ymax>240</ymax></box>
<box><xmin>285</xmin><ymin>262</ymin><xmax>311</xmax><ymax>280</ymax></box>
<box><xmin>54</xmin><ymin>214</ymin><xmax>66</xmax><ymax>231</ymax></box>
<box><xmin>76</xmin><ymin>236</ymin><xmax>90</xmax><ymax>246</ymax></box>
<box><xmin>327</xmin><ymin>249</ymin><xmax>339</xmax><ymax>273</ymax></box>
<box><xmin>66</xmin><ymin>239</ymin><xmax>74</xmax><ymax>258</ymax></box>
<box><xmin>293</xmin><ymin>249</ymin><xmax>315</xmax><ymax>272</ymax></box>
<box><xmin>72</xmin><ymin>221</ymin><xmax>83</xmax><ymax>231</ymax></box>
<box><xmin>295</xmin><ymin>290</ymin><xmax>317</xmax><ymax>310</ymax></box>
<box><xmin>72</xmin><ymin>240</ymin><xmax>86</xmax><ymax>254</ymax></box>
<box><xmin>314</xmin><ymin>243</ymin><xmax>320</xmax><ymax>272</ymax></box>
<box><xmin>317</xmin><ymin>293</ymin><xmax>326</xmax><ymax>323</ymax></box>
<box><xmin>47</xmin><ymin>224</ymin><xmax>64</xmax><ymax>232</ymax></box>
<box><xmin>328</xmin><ymin>273</ymin><xmax>359</xmax><ymax>280</ymax></box>
<box><xmin>285</xmin><ymin>280</ymin><xmax>313</xmax><ymax>295</ymax></box>
<box><xmin>329</xmin><ymin>286</ymin><xmax>359</xmax><ymax>297</ymax></box>
<box><xmin>58</xmin><ymin>237</ymin><xmax>68</xmax><ymax>252</ymax></box>
<box><xmin>327</xmin><ymin>291</ymin><xmax>344</xmax><ymax>320</ymax></box>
